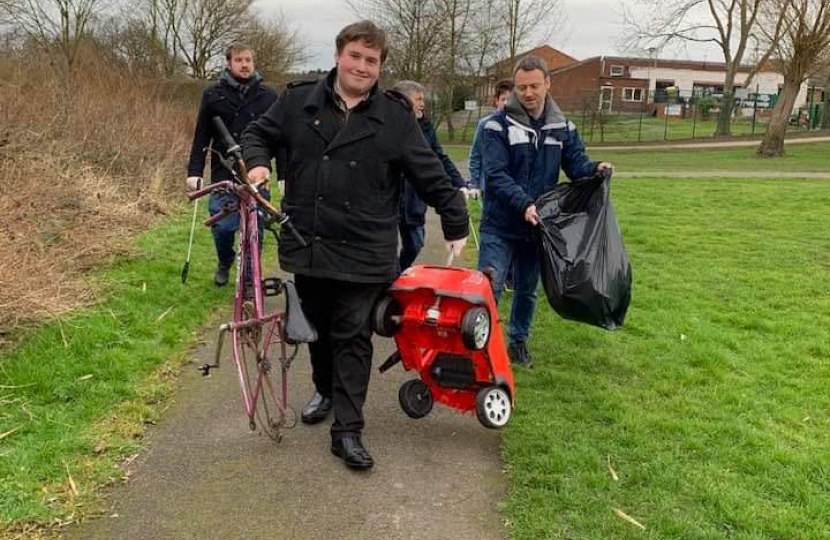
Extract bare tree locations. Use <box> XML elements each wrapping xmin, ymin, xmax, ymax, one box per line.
<box><xmin>172</xmin><ymin>0</ymin><xmax>254</xmax><ymax>78</ymax></box>
<box><xmin>432</xmin><ymin>0</ymin><xmax>478</xmax><ymax>140</ymax></box>
<box><xmin>494</xmin><ymin>0</ymin><xmax>566</xmax><ymax>69</ymax></box>
<box><xmin>623</xmin><ymin>0</ymin><xmax>789</xmax><ymax>137</ymax></box>
<box><xmin>237</xmin><ymin>12</ymin><xmax>307</xmax><ymax>86</ymax></box>
<box><xmin>348</xmin><ymin>0</ymin><xmax>445</xmax><ymax>81</ymax></box>
<box><xmin>757</xmin><ymin>0</ymin><xmax>830</xmax><ymax>156</ymax></box>
<box><xmin>0</xmin><ymin>0</ymin><xmax>109</xmax><ymax>71</ymax></box>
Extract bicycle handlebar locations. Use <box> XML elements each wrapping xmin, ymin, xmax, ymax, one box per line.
<box><xmin>212</xmin><ymin>116</ymin><xmax>242</xmax><ymax>159</ymax></box>
<box><xmin>191</xmin><ymin>117</ymin><xmax>306</xmax><ymax>247</ymax></box>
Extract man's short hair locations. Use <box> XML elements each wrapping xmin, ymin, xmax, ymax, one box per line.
<box><xmin>495</xmin><ymin>79</ymin><xmax>514</xmax><ymax>98</ymax></box>
<box><xmin>513</xmin><ymin>55</ymin><xmax>549</xmax><ymax>79</ymax></box>
<box><xmin>336</xmin><ymin>20</ymin><xmax>389</xmax><ymax>63</ymax></box>
<box><xmin>225</xmin><ymin>43</ymin><xmax>254</xmax><ymax>61</ymax></box>
<box><xmin>392</xmin><ymin>80</ymin><xmax>425</xmax><ymax>98</ymax></box>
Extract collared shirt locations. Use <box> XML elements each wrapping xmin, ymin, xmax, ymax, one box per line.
<box><xmin>332</xmin><ymin>79</ymin><xmax>370</xmax><ymax>120</ymax></box>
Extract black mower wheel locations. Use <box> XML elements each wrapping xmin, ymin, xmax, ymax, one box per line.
<box><xmin>373</xmin><ymin>295</ymin><xmax>401</xmax><ymax>337</ymax></box>
<box><xmin>398</xmin><ymin>379</ymin><xmax>433</xmax><ymax>419</ymax></box>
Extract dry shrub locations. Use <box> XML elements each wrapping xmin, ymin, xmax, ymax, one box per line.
<box><xmin>0</xmin><ymin>47</ymin><xmax>197</xmax><ymax>338</ymax></box>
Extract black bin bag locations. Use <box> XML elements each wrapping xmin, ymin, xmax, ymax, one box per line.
<box><xmin>535</xmin><ymin>172</ymin><xmax>632</xmax><ymax>330</ymax></box>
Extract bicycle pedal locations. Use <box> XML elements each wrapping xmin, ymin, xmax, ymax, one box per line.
<box><xmin>198</xmin><ymin>363</ymin><xmax>218</xmax><ymax>377</ymax></box>
<box><xmin>262</xmin><ymin>277</ymin><xmax>283</xmax><ymax>297</ymax></box>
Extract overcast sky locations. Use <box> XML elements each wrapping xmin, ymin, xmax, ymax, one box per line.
<box><xmin>265</xmin><ymin>0</ymin><xmax>725</xmax><ymax>71</ymax></box>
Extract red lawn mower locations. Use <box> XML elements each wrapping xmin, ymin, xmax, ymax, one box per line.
<box><xmin>374</xmin><ymin>259</ymin><xmax>516</xmax><ymax>429</ymax></box>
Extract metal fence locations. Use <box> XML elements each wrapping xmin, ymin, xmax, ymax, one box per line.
<box><xmin>565</xmin><ymin>87</ymin><xmax>826</xmax><ymax>144</ymax></box>
<box><xmin>439</xmin><ymin>85</ymin><xmax>827</xmax><ymax>144</ymax></box>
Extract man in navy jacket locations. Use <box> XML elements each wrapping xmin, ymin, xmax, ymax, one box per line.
<box><xmin>479</xmin><ymin>55</ymin><xmax>612</xmax><ymax>368</ymax></box>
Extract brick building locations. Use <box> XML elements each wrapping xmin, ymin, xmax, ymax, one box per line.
<box><xmin>479</xmin><ymin>45</ymin><xmax>577</xmax><ymax>102</ymax></box>
<box><xmin>549</xmin><ymin>56</ymin><xmax>806</xmax><ymax>115</ymax></box>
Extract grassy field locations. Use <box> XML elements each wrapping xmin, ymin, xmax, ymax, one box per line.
<box><xmin>445</xmin><ymin>141</ymin><xmax>830</xmax><ymax>173</ymax></box>
<box><xmin>3</xmin><ymin>148</ymin><xmax>829</xmax><ymax>539</ymax></box>
<box><xmin>0</xmin><ymin>212</ymin><xmax>234</xmax><ymax>531</ymax></box>
<box><xmin>495</xmin><ymin>177</ymin><xmax>830</xmax><ymax>539</ymax></box>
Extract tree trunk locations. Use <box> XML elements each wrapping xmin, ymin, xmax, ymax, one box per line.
<box><xmin>714</xmin><ymin>67</ymin><xmax>739</xmax><ymax>138</ymax></box>
<box><xmin>714</xmin><ymin>88</ymin><xmax>733</xmax><ymax>137</ymax></box>
<box><xmin>445</xmin><ymin>86</ymin><xmax>456</xmax><ymax>142</ymax></box>
<box><xmin>757</xmin><ymin>79</ymin><xmax>800</xmax><ymax>157</ymax></box>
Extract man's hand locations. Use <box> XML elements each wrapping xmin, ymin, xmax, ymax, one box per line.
<box><xmin>597</xmin><ymin>162</ymin><xmax>614</xmax><ymax>176</ymax></box>
<box><xmin>248</xmin><ymin>166</ymin><xmax>271</xmax><ymax>183</ymax></box>
<box><xmin>186</xmin><ymin>176</ymin><xmax>203</xmax><ymax>191</ymax></box>
<box><xmin>524</xmin><ymin>204</ymin><xmax>539</xmax><ymax>226</ymax></box>
<box><xmin>446</xmin><ymin>236</ymin><xmax>468</xmax><ymax>256</ymax></box>
<box><xmin>466</xmin><ymin>187</ymin><xmax>481</xmax><ymax>200</ymax></box>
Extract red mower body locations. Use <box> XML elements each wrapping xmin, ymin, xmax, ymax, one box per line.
<box><xmin>375</xmin><ymin>264</ymin><xmax>516</xmax><ymax>429</ymax></box>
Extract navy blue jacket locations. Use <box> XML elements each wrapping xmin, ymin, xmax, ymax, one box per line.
<box><xmin>401</xmin><ymin>117</ymin><xmax>466</xmax><ymax>225</ymax></box>
<box><xmin>187</xmin><ymin>71</ymin><xmax>278</xmax><ymax>181</ymax></box>
<box><xmin>480</xmin><ymin>94</ymin><xmax>597</xmax><ymax>239</ymax></box>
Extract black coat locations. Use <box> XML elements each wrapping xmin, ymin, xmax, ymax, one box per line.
<box><xmin>241</xmin><ymin>70</ymin><xmax>469</xmax><ymax>283</ymax></box>
<box><xmin>401</xmin><ymin>117</ymin><xmax>466</xmax><ymax>225</ymax></box>
<box><xmin>187</xmin><ymin>74</ymin><xmax>278</xmax><ymax>181</ymax></box>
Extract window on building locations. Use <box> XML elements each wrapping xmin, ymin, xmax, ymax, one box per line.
<box><xmin>623</xmin><ymin>88</ymin><xmax>644</xmax><ymax>102</ymax></box>
<box><xmin>610</xmin><ymin>65</ymin><xmax>625</xmax><ymax>77</ymax></box>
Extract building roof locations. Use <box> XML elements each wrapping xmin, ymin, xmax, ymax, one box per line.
<box><xmin>488</xmin><ymin>45</ymin><xmax>578</xmax><ymax>74</ymax></box>
<box><xmin>551</xmin><ymin>55</ymin><xmax>780</xmax><ymax>75</ymax></box>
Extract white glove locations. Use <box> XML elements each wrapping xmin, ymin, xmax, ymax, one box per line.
<box><xmin>467</xmin><ymin>188</ymin><xmax>481</xmax><ymax>200</ymax></box>
<box><xmin>186</xmin><ymin>176</ymin><xmax>203</xmax><ymax>191</ymax></box>
<box><xmin>446</xmin><ymin>236</ymin><xmax>468</xmax><ymax>257</ymax></box>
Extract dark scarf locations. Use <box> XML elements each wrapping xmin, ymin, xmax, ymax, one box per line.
<box><xmin>220</xmin><ymin>68</ymin><xmax>262</xmax><ymax>97</ymax></box>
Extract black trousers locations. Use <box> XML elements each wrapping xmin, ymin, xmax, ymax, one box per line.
<box><xmin>294</xmin><ymin>274</ymin><xmax>387</xmax><ymax>440</ymax></box>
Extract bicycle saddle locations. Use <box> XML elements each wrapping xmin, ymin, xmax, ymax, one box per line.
<box><xmin>283</xmin><ymin>280</ymin><xmax>318</xmax><ymax>344</ymax></box>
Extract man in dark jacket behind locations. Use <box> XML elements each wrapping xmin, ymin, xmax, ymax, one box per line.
<box><xmin>241</xmin><ymin>21</ymin><xmax>469</xmax><ymax>470</ymax></box>
<box><xmin>391</xmin><ymin>80</ymin><xmax>468</xmax><ymax>270</ymax></box>
<box><xmin>479</xmin><ymin>55</ymin><xmax>612</xmax><ymax>368</ymax></box>
<box><xmin>186</xmin><ymin>43</ymin><xmax>278</xmax><ymax>286</ymax></box>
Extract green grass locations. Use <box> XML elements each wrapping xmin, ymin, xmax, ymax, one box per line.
<box><xmin>599</xmin><ymin>143</ymin><xmax>830</xmax><ymax>173</ymax></box>
<box><xmin>0</xmin><ymin>211</ymin><xmax>236</xmax><ymax>530</ymax></box>
<box><xmin>445</xmin><ymin>141</ymin><xmax>830</xmax><ymax>173</ymax></box>
<box><xmin>499</xmin><ymin>177</ymin><xmax>830</xmax><ymax>539</ymax></box>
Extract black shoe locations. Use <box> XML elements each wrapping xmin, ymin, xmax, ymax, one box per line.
<box><xmin>508</xmin><ymin>341</ymin><xmax>534</xmax><ymax>368</ymax></box>
<box><xmin>301</xmin><ymin>391</ymin><xmax>332</xmax><ymax>424</ymax></box>
<box><xmin>331</xmin><ymin>436</ymin><xmax>374</xmax><ymax>470</ymax></box>
<box><xmin>214</xmin><ymin>264</ymin><xmax>231</xmax><ymax>287</ymax></box>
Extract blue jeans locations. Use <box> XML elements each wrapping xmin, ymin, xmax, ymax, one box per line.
<box><xmin>398</xmin><ymin>222</ymin><xmax>425</xmax><ymax>271</ymax></box>
<box><xmin>477</xmin><ymin>232</ymin><xmax>540</xmax><ymax>344</ymax></box>
<box><xmin>208</xmin><ymin>187</ymin><xmax>270</xmax><ymax>268</ymax></box>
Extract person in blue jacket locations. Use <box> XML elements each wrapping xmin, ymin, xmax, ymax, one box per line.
<box><xmin>479</xmin><ymin>55</ymin><xmax>613</xmax><ymax>368</ymax></box>
<box><xmin>392</xmin><ymin>80</ymin><xmax>468</xmax><ymax>270</ymax></box>
<box><xmin>467</xmin><ymin>79</ymin><xmax>513</xmax><ymax>195</ymax></box>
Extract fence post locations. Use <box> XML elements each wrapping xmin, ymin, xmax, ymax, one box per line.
<box><xmin>663</xmin><ymin>104</ymin><xmax>670</xmax><ymax>140</ymax></box>
<box><xmin>752</xmin><ymin>84</ymin><xmax>759</xmax><ymax>134</ymax></box>
<box><xmin>638</xmin><ymin>93</ymin><xmax>645</xmax><ymax>142</ymax></box>
<box><xmin>691</xmin><ymin>92</ymin><xmax>698</xmax><ymax>139</ymax></box>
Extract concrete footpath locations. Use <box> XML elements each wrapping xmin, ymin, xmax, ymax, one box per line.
<box><xmin>63</xmin><ymin>210</ymin><xmax>508</xmax><ymax>540</ymax></box>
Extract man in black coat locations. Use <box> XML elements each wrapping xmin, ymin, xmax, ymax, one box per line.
<box><xmin>242</xmin><ymin>20</ymin><xmax>469</xmax><ymax>470</ymax></box>
<box><xmin>391</xmin><ymin>80</ymin><xmax>468</xmax><ymax>270</ymax></box>
<box><xmin>186</xmin><ymin>43</ymin><xmax>278</xmax><ymax>286</ymax></box>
